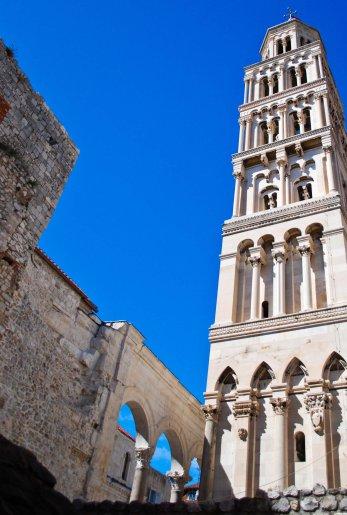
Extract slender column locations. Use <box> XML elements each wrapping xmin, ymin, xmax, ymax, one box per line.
<box><xmin>199</xmin><ymin>404</ymin><xmax>219</xmax><ymax>501</ymax></box>
<box><xmin>249</xmin><ymin>254</ymin><xmax>262</xmax><ymax>320</ymax></box>
<box><xmin>272</xmin><ymin>248</ymin><xmax>287</xmax><ymax>316</ymax></box>
<box><xmin>317</xmin><ymin>54</ymin><xmax>324</xmax><ymax>78</ymax></box>
<box><xmin>268</xmin><ymin>76</ymin><xmax>273</xmax><ymax>96</ymax></box>
<box><xmin>279</xmin><ymin>66</ymin><xmax>285</xmax><ymax>91</ymax></box>
<box><xmin>167</xmin><ymin>471</ymin><xmax>187</xmax><ymax>502</ymax></box>
<box><xmin>320</xmin><ymin>236</ymin><xmax>333</xmax><ymax>306</ymax></box>
<box><xmin>323</xmin><ymin>146</ymin><xmax>337</xmax><ymax>193</ymax></box>
<box><xmin>248</xmin><ymin>78</ymin><xmax>254</xmax><ymax>102</ymax></box>
<box><xmin>254</xmin><ymin>80</ymin><xmax>260</xmax><ymax>101</ymax></box>
<box><xmin>269</xmin><ymin>397</ymin><xmax>289</xmax><ymax>489</ymax></box>
<box><xmin>267</xmin><ymin>118</ymin><xmax>274</xmax><ymax>144</ymax></box>
<box><xmin>322</xmin><ymin>93</ymin><xmax>331</xmax><ymax>125</ymax></box>
<box><xmin>298</xmin><ymin>109</ymin><xmax>305</xmax><ymax>134</ymax></box>
<box><xmin>245</xmin><ymin>115</ymin><xmax>252</xmax><ymax>150</ymax></box>
<box><xmin>278</xmin><ymin>106</ymin><xmax>286</xmax><ymax>140</ymax></box>
<box><xmin>130</xmin><ymin>447</ymin><xmax>151</xmax><ymax>502</ymax></box>
<box><xmin>253</xmin><ymin>119</ymin><xmax>260</xmax><ymax>148</ymax></box>
<box><xmin>238</xmin><ymin>118</ymin><xmax>246</xmax><ymax>152</ymax></box>
<box><xmin>233</xmin><ymin>398</ymin><xmax>259</xmax><ymax>497</ymax></box>
<box><xmin>314</xmin><ymin>55</ymin><xmax>320</xmax><ymax>79</ymax></box>
<box><xmin>298</xmin><ymin>243</ymin><xmax>313</xmax><ymax>311</ymax></box>
<box><xmin>277</xmin><ymin>156</ymin><xmax>287</xmax><ymax>207</ymax></box>
<box><xmin>232</xmin><ymin>163</ymin><xmax>244</xmax><ymax>217</ymax></box>
<box><xmin>314</xmin><ymin>93</ymin><xmax>324</xmax><ymax>128</ymax></box>
<box><xmin>244</xmin><ymin>79</ymin><xmax>249</xmax><ymax>104</ymax></box>
<box><xmin>285</xmin><ymin>171</ymin><xmax>291</xmax><ymax>204</ymax></box>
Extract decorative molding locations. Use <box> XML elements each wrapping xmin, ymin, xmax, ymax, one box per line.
<box><xmin>270</xmin><ymin>397</ymin><xmax>289</xmax><ymax>415</ymax></box>
<box><xmin>201</xmin><ymin>404</ymin><xmax>219</xmax><ymax>422</ymax></box>
<box><xmin>222</xmin><ymin>193</ymin><xmax>341</xmax><ymax>236</ymax></box>
<box><xmin>238</xmin><ymin>428</ymin><xmax>248</xmax><ymax>441</ymax></box>
<box><xmin>304</xmin><ymin>393</ymin><xmax>332</xmax><ymax>433</ymax></box>
<box><xmin>232</xmin><ymin>126</ymin><xmax>330</xmax><ymax>161</ymax></box>
<box><xmin>233</xmin><ymin>400</ymin><xmax>259</xmax><ymax>418</ymax></box>
<box><xmin>240</xmin><ymin>78</ymin><xmax>326</xmax><ymax>112</ymax></box>
<box><xmin>209</xmin><ymin>304</ymin><xmax>347</xmax><ymax>342</ymax></box>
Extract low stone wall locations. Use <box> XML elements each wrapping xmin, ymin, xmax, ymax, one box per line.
<box><xmin>2</xmin><ymin>434</ymin><xmax>347</xmax><ymax>514</ymax></box>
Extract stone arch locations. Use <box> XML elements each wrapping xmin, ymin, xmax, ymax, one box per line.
<box><xmin>283</xmin><ymin>357</ymin><xmax>308</xmax><ymax>388</ymax></box>
<box><xmin>152</xmin><ymin>418</ymin><xmax>188</xmax><ymax>473</ymax></box>
<box><xmin>121</xmin><ymin>389</ymin><xmax>155</xmax><ymax>448</ymax></box>
<box><xmin>322</xmin><ymin>352</ymin><xmax>347</xmax><ymax>382</ymax></box>
<box><xmin>251</xmin><ymin>361</ymin><xmax>275</xmax><ymax>390</ymax></box>
<box><xmin>215</xmin><ymin>366</ymin><xmax>238</xmax><ymax>394</ymax></box>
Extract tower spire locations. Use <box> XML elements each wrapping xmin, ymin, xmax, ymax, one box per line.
<box><xmin>284</xmin><ymin>6</ymin><xmax>298</xmax><ymax>21</ymax></box>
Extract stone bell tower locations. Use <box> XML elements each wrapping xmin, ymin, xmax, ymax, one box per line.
<box><xmin>200</xmin><ymin>14</ymin><xmax>347</xmax><ymax>501</ymax></box>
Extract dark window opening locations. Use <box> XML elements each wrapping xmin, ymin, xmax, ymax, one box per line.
<box><xmin>303</xmin><ymin>108</ymin><xmax>311</xmax><ymax>131</ymax></box>
<box><xmin>295</xmin><ymin>432</ymin><xmax>306</xmax><ymax>462</ymax></box>
<box><xmin>300</xmin><ymin>64</ymin><xmax>307</xmax><ymax>84</ymax></box>
<box><xmin>285</xmin><ymin>36</ymin><xmax>291</xmax><ymax>52</ymax></box>
<box><xmin>260</xmin><ymin>122</ymin><xmax>269</xmax><ymax>144</ymax></box>
<box><xmin>273</xmin><ymin>74</ymin><xmax>279</xmax><ymax>94</ymax></box>
<box><xmin>262</xmin><ymin>77</ymin><xmax>269</xmax><ymax>97</ymax></box>
<box><xmin>300</xmin><ymin>36</ymin><xmax>305</xmax><ymax>46</ymax></box>
<box><xmin>289</xmin><ymin>68</ymin><xmax>297</xmax><ymax>87</ymax></box>
<box><xmin>277</xmin><ymin>40</ymin><xmax>284</xmax><ymax>55</ymax></box>
<box><xmin>290</xmin><ymin>112</ymin><xmax>300</xmax><ymax>135</ymax></box>
<box><xmin>298</xmin><ymin>185</ymin><xmax>305</xmax><ymax>201</ymax></box>
<box><xmin>273</xmin><ymin>118</ymin><xmax>279</xmax><ymax>140</ymax></box>
<box><xmin>272</xmin><ymin>192</ymin><xmax>277</xmax><ymax>208</ymax></box>
<box><xmin>121</xmin><ymin>452</ymin><xmax>131</xmax><ymax>481</ymax></box>
<box><xmin>264</xmin><ymin>194</ymin><xmax>270</xmax><ymax>210</ymax></box>
<box><xmin>262</xmin><ymin>301</ymin><xmax>269</xmax><ymax>318</ymax></box>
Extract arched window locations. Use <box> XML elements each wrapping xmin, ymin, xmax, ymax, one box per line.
<box><xmin>252</xmin><ymin>362</ymin><xmax>275</xmax><ymax>390</ymax></box>
<box><xmin>260</xmin><ymin>122</ymin><xmax>269</xmax><ymax>144</ymax></box>
<box><xmin>273</xmin><ymin>74</ymin><xmax>279</xmax><ymax>94</ymax></box>
<box><xmin>262</xmin><ymin>77</ymin><xmax>269</xmax><ymax>97</ymax></box>
<box><xmin>303</xmin><ymin>108</ymin><xmax>311</xmax><ymax>131</ymax></box>
<box><xmin>218</xmin><ymin>367</ymin><xmax>237</xmax><ymax>394</ymax></box>
<box><xmin>295</xmin><ymin>432</ymin><xmax>306</xmax><ymax>462</ymax></box>
<box><xmin>264</xmin><ymin>194</ymin><xmax>270</xmax><ymax>210</ymax></box>
<box><xmin>300</xmin><ymin>36</ymin><xmax>305</xmax><ymax>46</ymax></box>
<box><xmin>273</xmin><ymin>117</ymin><xmax>279</xmax><ymax>140</ymax></box>
<box><xmin>288</xmin><ymin>67</ymin><xmax>297</xmax><ymax>88</ymax></box>
<box><xmin>262</xmin><ymin>301</ymin><xmax>269</xmax><ymax>318</ymax></box>
<box><xmin>300</xmin><ymin>64</ymin><xmax>307</xmax><ymax>84</ymax></box>
<box><xmin>277</xmin><ymin>39</ymin><xmax>284</xmax><ymax>55</ymax></box>
<box><xmin>297</xmin><ymin>180</ymin><xmax>313</xmax><ymax>201</ymax></box>
<box><xmin>121</xmin><ymin>452</ymin><xmax>131</xmax><ymax>480</ymax></box>
<box><xmin>289</xmin><ymin>112</ymin><xmax>300</xmax><ymax>135</ymax></box>
<box><xmin>285</xmin><ymin>36</ymin><xmax>291</xmax><ymax>52</ymax></box>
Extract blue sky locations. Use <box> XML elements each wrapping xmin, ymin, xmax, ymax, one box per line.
<box><xmin>2</xmin><ymin>1</ymin><xmax>345</xmax><ymax>404</ymax></box>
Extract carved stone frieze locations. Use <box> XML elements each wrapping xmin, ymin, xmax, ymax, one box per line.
<box><xmin>222</xmin><ymin>193</ymin><xmax>340</xmax><ymax>236</ymax></box>
<box><xmin>270</xmin><ymin>397</ymin><xmax>289</xmax><ymax>415</ymax></box>
<box><xmin>304</xmin><ymin>393</ymin><xmax>332</xmax><ymax>433</ymax></box>
<box><xmin>209</xmin><ymin>304</ymin><xmax>347</xmax><ymax>342</ymax></box>
<box><xmin>233</xmin><ymin>400</ymin><xmax>259</xmax><ymax>418</ymax></box>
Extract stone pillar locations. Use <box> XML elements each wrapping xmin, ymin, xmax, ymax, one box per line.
<box><xmin>199</xmin><ymin>404</ymin><xmax>219</xmax><ymax>501</ymax></box>
<box><xmin>268</xmin><ymin>118</ymin><xmax>274</xmax><ymax>144</ymax></box>
<box><xmin>167</xmin><ymin>471</ymin><xmax>187</xmax><ymax>502</ymax></box>
<box><xmin>304</xmin><ymin>391</ymin><xmax>332</xmax><ymax>486</ymax></box>
<box><xmin>245</xmin><ymin>116</ymin><xmax>252</xmax><ymax>150</ymax></box>
<box><xmin>249</xmin><ymin>253</ymin><xmax>263</xmax><ymax>320</ymax></box>
<box><xmin>320</xmin><ymin>236</ymin><xmax>333</xmax><ymax>306</ymax></box>
<box><xmin>254</xmin><ymin>80</ymin><xmax>260</xmax><ymax>101</ymax></box>
<box><xmin>248</xmin><ymin>78</ymin><xmax>254</xmax><ymax>102</ymax></box>
<box><xmin>322</xmin><ymin>93</ymin><xmax>331</xmax><ymax>125</ymax></box>
<box><xmin>323</xmin><ymin>146</ymin><xmax>337</xmax><ymax>193</ymax></box>
<box><xmin>238</xmin><ymin>118</ymin><xmax>246</xmax><ymax>152</ymax></box>
<box><xmin>270</xmin><ymin>397</ymin><xmax>289</xmax><ymax>489</ymax></box>
<box><xmin>298</xmin><ymin>243</ymin><xmax>313</xmax><ymax>311</ymax></box>
<box><xmin>314</xmin><ymin>93</ymin><xmax>324</xmax><ymax>128</ymax></box>
<box><xmin>298</xmin><ymin>110</ymin><xmax>305</xmax><ymax>134</ymax></box>
<box><xmin>130</xmin><ymin>447</ymin><xmax>151</xmax><ymax>502</ymax></box>
<box><xmin>232</xmin><ymin>161</ymin><xmax>244</xmax><ymax>217</ymax></box>
<box><xmin>254</xmin><ymin>120</ymin><xmax>259</xmax><ymax>148</ymax></box>
<box><xmin>278</xmin><ymin>106</ymin><xmax>286</xmax><ymax>140</ymax></box>
<box><xmin>272</xmin><ymin>248</ymin><xmax>287</xmax><ymax>316</ymax></box>
<box><xmin>279</xmin><ymin>66</ymin><xmax>285</xmax><ymax>91</ymax></box>
<box><xmin>268</xmin><ymin>76</ymin><xmax>273</xmax><ymax>96</ymax></box>
<box><xmin>244</xmin><ymin>79</ymin><xmax>249</xmax><ymax>104</ymax></box>
<box><xmin>233</xmin><ymin>397</ymin><xmax>259</xmax><ymax>497</ymax></box>
<box><xmin>285</xmin><ymin>171</ymin><xmax>291</xmax><ymax>205</ymax></box>
<box><xmin>317</xmin><ymin>54</ymin><xmax>324</xmax><ymax>78</ymax></box>
<box><xmin>277</xmin><ymin>155</ymin><xmax>287</xmax><ymax>207</ymax></box>
<box><xmin>314</xmin><ymin>55</ymin><xmax>320</xmax><ymax>79</ymax></box>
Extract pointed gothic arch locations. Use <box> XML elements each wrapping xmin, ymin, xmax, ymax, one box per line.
<box><xmin>323</xmin><ymin>352</ymin><xmax>347</xmax><ymax>382</ymax></box>
<box><xmin>283</xmin><ymin>357</ymin><xmax>308</xmax><ymax>388</ymax></box>
<box><xmin>251</xmin><ymin>361</ymin><xmax>275</xmax><ymax>390</ymax></box>
<box><xmin>216</xmin><ymin>367</ymin><xmax>238</xmax><ymax>394</ymax></box>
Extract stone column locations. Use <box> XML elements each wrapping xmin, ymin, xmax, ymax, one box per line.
<box><xmin>314</xmin><ymin>93</ymin><xmax>324</xmax><ymax>128</ymax></box>
<box><xmin>268</xmin><ymin>76</ymin><xmax>273</xmax><ymax>96</ymax></box>
<box><xmin>317</xmin><ymin>54</ymin><xmax>324</xmax><ymax>78</ymax></box>
<box><xmin>167</xmin><ymin>471</ymin><xmax>187</xmax><ymax>502</ymax></box>
<box><xmin>244</xmin><ymin>79</ymin><xmax>249</xmax><ymax>104</ymax></box>
<box><xmin>248</xmin><ymin>78</ymin><xmax>254</xmax><ymax>102</ymax></box>
<box><xmin>253</xmin><ymin>119</ymin><xmax>260</xmax><ymax>148</ymax></box>
<box><xmin>232</xmin><ymin>164</ymin><xmax>244</xmax><ymax>217</ymax></box>
<box><xmin>279</xmin><ymin>66</ymin><xmax>285</xmax><ymax>91</ymax></box>
<box><xmin>238</xmin><ymin>118</ymin><xmax>246</xmax><ymax>152</ymax></box>
<box><xmin>233</xmin><ymin>397</ymin><xmax>259</xmax><ymax>497</ymax></box>
<box><xmin>245</xmin><ymin>115</ymin><xmax>252</xmax><ymax>150</ymax></box>
<box><xmin>304</xmin><ymin>392</ymin><xmax>332</xmax><ymax>486</ymax></box>
<box><xmin>267</xmin><ymin>119</ymin><xmax>274</xmax><ymax>144</ymax></box>
<box><xmin>272</xmin><ymin>248</ymin><xmax>287</xmax><ymax>316</ymax></box>
<box><xmin>320</xmin><ymin>236</ymin><xmax>333</xmax><ymax>306</ymax></box>
<box><xmin>130</xmin><ymin>447</ymin><xmax>151</xmax><ymax>502</ymax></box>
<box><xmin>199</xmin><ymin>404</ymin><xmax>219</xmax><ymax>501</ymax></box>
<box><xmin>249</xmin><ymin>254</ymin><xmax>262</xmax><ymax>320</ymax></box>
<box><xmin>322</xmin><ymin>93</ymin><xmax>331</xmax><ymax>125</ymax></box>
<box><xmin>298</xmin><ymin>243</ymin><xmax>313</xmax><ymax>311</ymax></box>
<box><xmin>323</xmin><ymin>146</ymin><xmax>337</xmax><ymax>193</ymax></box>
<box><xmin>285</xmin><ymin>171</ymin><xmax>291</xmax><ymax>205</ymax></box>
<box><xmin>298</xmin><ymin>110</ymin><xmax>305</xmax><ymax>134</ymax></box>
<box><xmin>278</xmin><ymin>106</ymin><xmax>286</xmax><ymax>140</ymax></box>
<box><xmin>254</xmin><ymin>80</ymin><xmax>260</xmax><ymax>101</ymax></box>
<box><xmin>270</xmin><ymin>397</ymin><xmax>289</xmax><ymax>489</ymax></box>
<box><xmin>277</xmin><ymin>156</ymin><xmax>287</xmax><ymax>207</ymax></box>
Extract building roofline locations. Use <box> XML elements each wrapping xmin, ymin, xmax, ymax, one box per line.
<box><xmin>260</xmin><ymin>18</ymin><xmax>321</xmax><ymax>55</ymax></box>
<box><xmin>35</xmin><ymin>247</ymin><xmax>98</xmax><ymax>313</ymax></box>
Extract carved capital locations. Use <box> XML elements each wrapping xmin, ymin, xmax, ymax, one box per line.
<box><xmin>304</xmin><ymin>393</ymin><xmax>332</xmax><ymax>433</ymax></box>
<box><xmin>298</xmin><ymin>244</ymin><xmax>311</xmax><ymax>256</ymax></box>
<box><xmin>233</xmin><ymin>400</ymin><xmax>259</xmax><ymax>418</ymax></box>
<box><xmin>249</xmin><ymin>255</ymin><xmax>262</xmax><ymax>268</ymax></box>
<box><xmin>271</xmin><ymin>248</ymin><xmax>287</xmax><ymax>263</ymax></box>
<box><xmin>167</xmin><ymin>471</ymin><xmax>187</xmax><ymax>490</ymax></box>
<box><xmin>201</xmin><ymin>404</ymin><xmax>219</xmax><ymax>422</ymax></box>
<box><xmin>134</xmin><ymin>447</ymin><xmax>151</xmax><ymax>469</ymax></box>
<box><xmin>270</xmin><ymin>397</ymin><xmax>289</xmax><ymax>415</ymax></box>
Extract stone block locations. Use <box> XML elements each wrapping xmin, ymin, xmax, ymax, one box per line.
<box><xmin>339</xmin><ymin>498</ymin><xmax>347</xmax><ymax>511</ymax></box>
<box><xmin>301</xmin><ymin>496</ymin><xmax>319</xmax><ymax>511</ymax></box>
<box><xmin>320</xmin><ymin>495</ymin><xmax>338</xmax><ymax>511</ymax></box>
<box><xmin>283</xmin><ymin>486</ymin><xmax>299</xmax><ymax>498</ymax></box>
<box><xmin>312</xmin><ymin>484</ymin><xmax>326</xmax><ymax>496</ymax></box>
<box><xmin>271</xmin><ymin>497</ymin><xmax>291</xmax><ymax>513</ymax></box>
<box><xmin>268</xmin><ymin>489</ymin><xmax>282</xmax><ymax>500</ymax></box>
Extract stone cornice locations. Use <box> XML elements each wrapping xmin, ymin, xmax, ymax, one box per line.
<box><xmin>240</xmin><ymin>78</ymin><xmax>326</xmax><ymax>112</ymax></box>
<box><xmin>244</xmin><ymin>40</ymin><xmax>321</xmax><ymax>73</ymax></box>
<box><xmin>232</xmin><ymin>126</ymin><xmax>330</xmax><ymax>162</ymax></box>
<box><xmin>222</xmin><ymin>193</ymin><xmax>341</xmax><ymax>237</ymax></box>
<box><xmin>209</xmin><ymin>305</ymin><xmax>347</xmax><ymax>342</ymax></box>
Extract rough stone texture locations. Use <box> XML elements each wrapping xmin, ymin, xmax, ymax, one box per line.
<box><xmin>320</xmin><ymin>495</ymin><xmax>337</xmax><ymax>511</ymax></box>
<box><xmin>0</xmin><ymin>41</ymin><xmax>204</xmax><ymax>503</ymax></box>
<box><xmin>312</xmin><ymin>484</ymin><xmax>326</xmax><ymax>496</ymax></box>
<box><xmin>271</xmin><ymin>497</ymin><xmax>290</xmax><ymax>513</ymax></box>
<box><xmin>283</xmin><ymin>485</ymin><xmax>299</xmax><ymax>498</ymax></box>
<box><xmin>300</xmin><ymin>496</ymin><xmax>319</xmax><ymax>511</ymax></box>
<box><xmin>339</xmin><ymin>497</ymin><xmax>347</xmax><ymax>511</ymax></box>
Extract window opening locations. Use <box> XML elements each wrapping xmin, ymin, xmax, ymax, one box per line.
<box><xmin>262</xmin><ymin>301</ymin><xmax>269</xmax><ymax>318</ymax></box>
<box><xmin>295</xmin><ymin>432</ymin><xmax>306</xmax><ymax>462</ymax></box>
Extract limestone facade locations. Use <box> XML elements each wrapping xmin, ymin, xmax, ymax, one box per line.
<box><xmin>0</xmin><ymin>39</ymin><xmax>204</xmax><ymax>502</ymax></box>
<box><xmin>201</xmin><ymin>17</ymin><xmax>347</xmax><ymax>501</ymax></box>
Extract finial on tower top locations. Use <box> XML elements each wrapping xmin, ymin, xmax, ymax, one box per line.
<box><xmin>284</xmin><ymin>7</ymin><xmax>298</xmax><ymax>21</ymax></box>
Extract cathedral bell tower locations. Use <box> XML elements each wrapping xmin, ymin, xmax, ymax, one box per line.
<box><xmin>200</xmin><ymin>15</ymin><xmax>347</xmax><ymax>501</ymax></box>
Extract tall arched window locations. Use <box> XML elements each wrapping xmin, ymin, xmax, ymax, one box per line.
<box><xmin>295</xmin><ymin>432</ymin><xmax>306</xmax><ymax>462</ymax></box>
<box><xmin>218</xmin><ymin>367</ymin><xmax>237</xmax><ymax>394</ymax></box>
<box><xmin>262</xmin><ymin>300</ymin><xmax>269</xmax><ymax>318</ymax></box>
<box><xmin>288</xmin><ymin>67</ymin><xmax>297</xmax><ymax>88</ymax></box>
<box><xmin>260</xmin><ymin>122</ymin><xmax>269</xmax><ymax>144</ymax></box>
<box><xmin>300</xmin><ymin>64</ymin><xmax>307</xmax><ymax>84</ymax></box>
<box><xmin>121</xmin><ymin>452</ymin><xmax>131</xmax><ymax>480</ymax></box>
<box><xmin>273</xmin><ymin>117</ymin><xmax>280</xmax><ymax>140</ymax></box>
<box><xmin>303</xmin><ymin>108</ymin><xmax>311</xmax><ymax>131</ymax></box>
<box><xmin>285</xmin><ymin>36</ymin><xmax>291</xmax><ymax>52</ymax></box>
<box><xmin>273</xmin><ymin>74</ymin><xmax>279</xmax><ymax>94</ymax></box>
<box><xmin>300</xmin><ymin>36</ymin><xmax>305</xmax><ymax>46</ymax></box>
<box><xmin>262</xmin><ymin>77</ymin><xmax>269</xmax><ymax>97</ymax></box>
<box><xmin>289</xmin><ymin>112</ymin><xmax>300</xmax><ymax>135</ymax></box>
<box><xmin>277</xmin><ymin>39</ymin><xmax>284</xmax><ymax>55</ymax></box>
